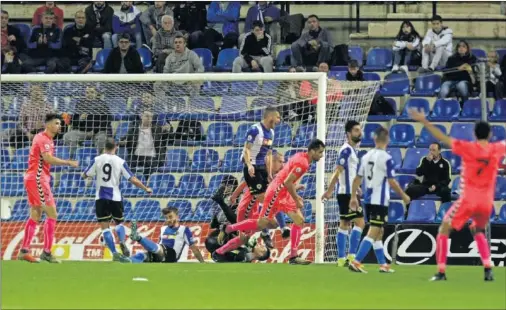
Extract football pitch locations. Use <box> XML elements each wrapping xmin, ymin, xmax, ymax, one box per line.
<box><xmin>2</xmin><ymin>261</ymin><xmax>505</xmax><ymax>309</ymax></box>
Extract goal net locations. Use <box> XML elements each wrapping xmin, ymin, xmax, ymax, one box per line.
<box><xmin>0</xmin><ymin>73</ymin><xmax>379</xmax><ymax>263</ymax></box>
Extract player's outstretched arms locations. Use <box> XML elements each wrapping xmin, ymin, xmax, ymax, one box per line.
<box><xmin>190</xmin><ymin>244</ymin><xmax>205</xmax><ymax>263</ymax></box>
<box><xmin>349</xmin><ymin>175</ymin><xmax>362</xmax><ymax>211</ymax></box>
<box><xmin>322</xmin><ymin>165</ymin><xmax>344</xmax><ymax>202</ymax></box>
<box><xmin>284</xmin><ymin>173</ymin><xmax>304</xmax><ymax>209</ymax></box>
<box><xmin>408</xmin><ymin>108</ymin><xmax>452</xmax><ymax>147</ymax></box>
<box><xmin>42</xmin><ymin>152</ymin><xmax>78</xmax><ymax>167</ymax></box>
<box><xmin>129</xmin><ymin>176</ymin><xmax>152</xmax><ymax>194</ymax></box>
<box><xmin>388</xmin><ymin>178</ymin><xmax>411</xmax><ymax>205</ymax></box>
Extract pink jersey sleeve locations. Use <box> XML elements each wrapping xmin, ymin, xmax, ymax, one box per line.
<box><xmin>493</xmin><ymin>141</ymin><xmax>506</xmax><ymax>158</ymax></box>
<box><xmin>451</xmin><ymin>139</ymin><xmax>471</xmax><ymax>157</ymax></box>
<box><xmin>291</xmin><ymin>156</ymin><xmax>308</xmax><ymax>179</ymax></box>
<box><xmin>35</xmin><ymin>135</ymin><xmax>52</xmax><ymax>155</ymax></box>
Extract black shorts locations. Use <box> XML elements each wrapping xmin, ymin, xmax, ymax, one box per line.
<box><xmin>366</xmin><ymin>204</ymin><xmax>388</xmax><ymax>227</ymax></box>
<box><xmin>337</xmin><ymin>194</ymin><xmax>364</xmax><ymax>220</ymax></box>
<box><xmin>243</xmin><ymin>164</ymin><xmax>268</xmax><ymax>195</ymax></box>
<box><xmin>145</xmin><ymin>245</ymin><xmax>177</xmax><ymax>263</ymax></box>
<box><xmin>95</xmin><ymin>199</ymin><xmax>124</xmax><ymax>223</ymax></box>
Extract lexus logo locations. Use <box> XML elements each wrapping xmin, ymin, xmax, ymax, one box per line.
<box><xmin>384</xmin><ymin>229</ymin><xmax>436</xmax><ymax>265</ymax></box>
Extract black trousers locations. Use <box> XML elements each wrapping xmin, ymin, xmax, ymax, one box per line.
<box><xmin>405</xmin><ymin>182</ymin><xmax>451</xmax><ymax>217</ymax></box>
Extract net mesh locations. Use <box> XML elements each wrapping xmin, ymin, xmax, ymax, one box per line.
<box><xmin>0</xmin><ymin>76</ymin><xmax>379</xmax><ymax>262</ymax></box>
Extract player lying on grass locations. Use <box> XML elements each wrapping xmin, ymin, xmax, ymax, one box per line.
<box><xmin>128</xmin><ymin>207</ymin><xmax>205</xmax><ymax>263</ymax></box>
<box><xmin>19</xmin><ymin>113</ymin><xmax>79</xmax><ymax>263</ymax></box>
<box><xmin>82</xmin><ymin>138</ymin><xmax>152</xmax><ymax>263</ymax></box>
<box><xmin>409</xmin><ymin>108</ymin><xmax>505</xmax><ymax>282</ymax></box>
<box><xmin>221</xmin><ymin>139</ymin><xmax>326</xmax><ymax>265</ymax></box>
<box><xmin>322</xmin><ymin>120</ymin><xmax>366</xmax><ymax>267</ymax></box>
<box><xmin>348</xmin><ymin>127</ymin><xmax>410</xmax><ymax>274</ymax></box>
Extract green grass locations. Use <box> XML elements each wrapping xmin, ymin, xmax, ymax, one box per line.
<box><xmin>2</xmin><ymin>261</ymin><xmax>505</xmax><ymax>309</ymax></box>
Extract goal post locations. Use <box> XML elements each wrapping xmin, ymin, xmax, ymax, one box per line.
<box><xmin>0</xmin><ymin>73</ymin><xmax>379</xmax><ymax>263</ymax></box>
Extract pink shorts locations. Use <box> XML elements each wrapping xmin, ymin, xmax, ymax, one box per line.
<box><xmin>444</xmin><ymin>197</ymin><xmax>493</xmax><ymax>231</ymax></box>
<box><xmin>236</xmin><ymin>189</ymin><xmax>260</xmax><ymax>222</ymax></box>
<box><xmin>260</xmin><ymin>184</ymin><xmax>297</xmax><ymax>220</ymax></box>
<box><xmin>25</xmin><ymin>179</ymin><xmax>55</xmax><ymax>208</ymax></box>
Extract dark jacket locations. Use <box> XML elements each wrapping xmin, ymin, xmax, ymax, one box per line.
<box><xmin>62</xmin><ymin>24</ymin><xmax>94</xmax><ymax>59</ymax></box>
<box><xmin>6</xmin><ymin>25</ymin><xmax>27</xmax><ymax>53</ymax></box>
<box><xmin>443</xmin><ymin>41</ymin><xmax>477</xmax><ymax>84</ymax></box>
<box><xmin>415</xmin><ymin>156</ymin><xmax>451</xmax><ymax>189</ymax></box>
<box><xmin>29</xmin><ymin>24</ymin><xmax>61</xmax><ymax>58</ymax></box>
<box><xmin>240</xmin><ymin>32</ymin><xmax>272</xmax><ymax>65</ymax></box>
<box><xmin>244</xmin><ymin>3</ymin><xmax>281</xmax><ymax>33</ymax></box>
<box><xmin>123</xmin><ymin>121</ymin><xmax>169</xmax><ymax>162</ymax></box>
<box><xmin>85</xmin><ymin>3</ymin><xmax>114</xmax><ymax>36</ymax></box>
<box><xmin>104</xmin><ymin>46</ymin><xmax>144</xmax><ymax>74</ymax></box>
<box><xmin>173</xmin><ymin>2</ymin><xmax>207</xmax><ymax>33</ymax></box>
<box><xmin>1</xmin><ymin>54</ymin><xmax>22</xmax><ymax>74</ymax></box>
<box><xmin>346</xmin><ymin>70</ymin><xmax>364</xmax><ymax>81</ymax></box>
<box><xmin>72</xmin><ymin>99</ymin><xmax>112</xmax><ymax>134</ymax></box>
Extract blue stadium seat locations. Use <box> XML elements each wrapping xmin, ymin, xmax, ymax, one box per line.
<box><xmin>183</xmin><ymin>96</ymin><xmax>215</xmax><ymax>121</ymax></box>
<box><xmin>459</xmin><ymin>99</ymin><xmax>484</xmax><ymax>121</ymax></box>
<box><xmin>379</xmin><ymin>72</ymin><xmax>410</xmax><ymax>96</ymax></box>
<box><xmin>348</xmin><ymin>46</ymin><xmax>364</xmax><ymax>66</ymax></box>
<box><xmin>73</xmin><ymin>200</ymin><xmax>96</xmax><ymax>221</ymax></box>
<box><xmin>11</xmin><ymin>147</ymin><xmax>29</xmax><ymax>171</ymax></box>
<box><xmin>13</xmin><ymin>23</ymin><xmax>31</xmax><ymax>45</ymax></box>
<box><xmin>429</xmin><ymin>98</ymin><xmax>461</xmax><ymax>121</ymax></box>
<box><xmin>205</xmin><ymin>123</ymin><xmax>233</xmax><ymax>146</ymax></box>
<box><xmin>107</xmin><ymin>97</ymin><xmax>128</xmax><ymax>120</ymax></box>
<box><xmin>1</xmin><ymin>173</ymin><xmax>24</xmax><ymax>196</ymax></box>
<box><xmin>234</xmin><ymin>123</ymin><xmax>254</xmax><ymax>146</ymax></box>
<box><xmin>174</xmin><ymin>174</ymin><xmax>206</xmax><ymax>198</ymax></box>
<box><xmin>399</xmin><ymin>148</ymin><xmax>427</xmax><ymax>174</ymax></box>
<box><xmin>274</xmin><ymin>123</ymin><xmax>293</xmax><ymax>147</ymax></box>
<box><xmin>215</xmin><ymin>96</ymin><xmax>247</xmax><ymax>121</ymax></box>
<box><xmin>134</xmin><ymin>200</ymin><xmax>162</xmax><ymax>221</ymax></box>
<box><xmin>10</xmin><ymin>199</ymin><xmax>29</xmax><ymax>221</ymax></box>
<box><xmin>416</xmin><ymin>125</ymin><xmax>447</xmax><ymax>148</ymax></box>
<box><xmin>192</xmin><ymin>48</ymin><xmax>213</xmax><ymax>71</ymax></box>
<box><xmin>389</xmin><ymin>124</ymin><xmax>415</xmax><ymax>147</ymax></box>
<box><xmin>329</xmin><ymin>71</ymin><xmax>347</xmax><ymax>80</ymax></box>
<box><xmin>364</xmin><ymin>48</ymin><xmax>392</xmax><ymax>71</ymax></box>
<box><xmin>51</xmin><ymin>146</ymin><xmax>70</xmax><ymax>172</ymax></box>
<box><xmin>159</xmin><ymin>149</ymin><xmax>189</xmax><ymax>172</ymax></box>
<box><xmin>246</xmin><ymin>97</ymin><xmax>276</xmax><ymax>121</ymax></box>
<box><xmin>388</xmin><ymin>202</ymin><xmax>405</xmax><ymax>223</ymax></box>
<box><xmin>406</xmin><ymin>200</ymin><xmax>436</xmax><ymax>223</ymax></box>
<box><xmin>56</xmin><ymin>200</ymin><xmax>73</xmax><ymax>221</ymax></box>
<box><xmin>323</xmin><ymin>149</ymin><xmax>338</xmax><ymax>173</ymax></box>
<box><xmin>1</xmin><ymin>121</ymin><xmax>17</xmax><ymax>132</ymax></box>
<box><xmin>76</xmin><ymin>148</ymin><xmax>98</xmax><ymax>170</ymax></box>
<box><xmin>147</xmin><ymin>173</ymin><xmax>176</xmax><ymax>197</ymax></box>
<box><xmin>215</xmin><ymin>48</ymin><xmax>239</xmax><ymax>71</ymax></box>
<box><xmin>202</xmin><ymin>174</ymin><xmax>236</xmax><ymax>197</ymax></box>
<box><xmin>398</xmin><ymin>98</ymin><xmax>430</xmax><ymax>121</ymax></box>
<box><xmin>491</xmin><ymin>125</ymin><xmax>506</xmax><ymax>143</ymax></box>
<box><xmin>120</xmin><ymin>174</ymin><xmax>146</xmax><ymax>197</ymax></box>
<box><xmin>192</xmin><ymin>200</ymin><xmax>215</xmax><ymax>221</ymax></box>
<box><xmin>495</xmin><ymin>177</ymin><xmax>506</xmax><ymax>200</ymax></box>
<box><xmin>55</xmin><ymin>173</ymin><xmax>86</xmax><ymax>196</ymax></box>
<box><xmin>497</xmin><ymin>204</ymin><xmax>506</xmax><ymax>223</ymax></box>
<box><xmin>292</xmin><ymin>124</ymin><xmax>316</xmax><ymax>147</ymax></box>
<box><xmin>123</xmin><ymin>200</ymin><xmax>133</xmax><ymax>221</ymax></box>
<box><xmin>367</xmin><ymin>97</ymin><xmax>397</xmax><ymax>121</ymax></box>
<box><xmin>137</xmin><ymin>47</ymin><xmax>153</xmax><ymax>70</ymax></box>
<box><xmin>326</xmin><ymin>123</ymin><xmax>344</xmax><ymax>145</ymax></box>
<box><xmin>471</xmin><ymin>48</ymin><xmax>486</xmax><ymax>60</ymax></box>
<box><xmin>298</xmin><ymin>175</ymin><xmax>316</xmax><ymax>199</ymax></box>
<box><xmin>167</xmin><ymin>200</ymin><xmax>193</xmax><ymax>221</ymax></box>
<box><xmin>451</xmin><ymin>177</ymin><xmax>461</xmax><ymax>199</ymax></box>
<box><xmin>220</xmin><ymin>149</ymin><xmax>243</xmax><ymax>172</ymax></box>
<box><xmin>386</xmin><ymin>148</ymin><xmax>402</xmax><ymax>170</ymax></box>
<box><xmin>201</xmin><ymin>81</ymin><xmax>230</xmax><ymax>96</ymax></box>
<box><xmin>262</xmin><ymin>81</ymin><xmax>280</xmax><ymax>96</ymax></box>
<box><xmin>115</xmin><ymin>122</ymin><xmax>130</xmax><ymax>142</ymax></box>
<box><xmin>489</xmin><ymin>99</ymin><xmax>506</xmax><ymax>122</ymax></box>
<box><xmin>0</xmin><ymin>148</ymin><xmax>10</xmax><ymax>170</ymax></box>
<box><xmin>411</xmin><ymin>74</ymin><xmax>441</xmax><ymax>96</ymax></box>
<box><xmin>441</xmin><ymin>150</ymin><xmax>461</xmax><ymax>174</ymax></box>
<box><xmin>275</xmin><ymin>48</ymin><xmax>291</xmax><ymax>71</ymax></box>
<box><xmin>449</xmin><ymin>123</ymin><xmax>475</xmax><ymax>141</ymax></box>
<box><xmin>363</xmin><ymin>72</ymin><xmax>381</xmax><ymax>81</ymax></box>
<box><xmin>391</xmin><ymin>175</ymin><xmax>415</xmax><ymax>199</ymax></box>
<box><xmin>435</xmin><ymin>202</ymin><xmax>452</xmax><ymax>223</ymax></box>
<box><xmin>191</xmin><ymin>149</ymin><xmax>220</xmax><ymax>172</ymax></box>
<box><xmin>231</xmin><ymin>81</ymin><xmax>258</xmax><ymax>96</ymax></box>
<box><xmin>93</xmin><ymin>48</ymin><xmax>111</xmax><ymax>72</ymax></box>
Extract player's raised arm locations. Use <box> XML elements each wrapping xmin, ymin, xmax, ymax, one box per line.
<box><xmin>409</xmin><ymin>108</ymin><xmax>452</xmax><ymax>147</ymax></box>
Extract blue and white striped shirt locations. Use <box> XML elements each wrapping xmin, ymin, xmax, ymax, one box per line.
<box><xmin>243</xmin><ymin>122</ymin><xmax>274</xmax><ymax>166</ymax></box>
<box><xmin>358</xmin><ymin>149</ymin><xmax>395</xmax><ymax>207</ymax></box>
<box><xmin>337</xmin><ymin>142</ymin><xmax>359</xmax><ymax>195</ymax></box>
<box><xmin>159</xmin><ymin>225</ymin><xmax>195</xmax><ymax>261</ymax></box>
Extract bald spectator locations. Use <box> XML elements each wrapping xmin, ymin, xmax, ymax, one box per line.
<box><xmin>62</xmin><ymin>10</ymin><xmax>94</xmax><ymax>73</ymax></box>
<box><xmin>32</xmin><ymin>2</ymin><xmax>63</xmax><ymax>29</ymax></box>
<box><xmin>140</xmin><ymin>1</ymin><xmax>173</xmax><ymax>46</ymax></box>
<box><xmin>291</xmin><ymin>15</ymin><xmax>332</xmax><ymax>67</ymax></box>
<box><xmin>233</xmin><ymin>21</ymin><xmax>273</xmax><ymax>73</ymax></box>
<box><xmin>104</xmin><ymin>33</ymin><xmax>144</xmax><ymax>74</ymax></box>
<box><xmin>1</xmin><ymin>10</ymin><xmax>27</xmax><ymax>56</ymax></box>
<box><xmin>85</xmin><ymin>1</ymin><xmax>114</xmax><ymax>49</ymax></box>
<box><xmin>152</xmin><ymin>15</ymin><xmax>177</xmax><ymax>73</ymax></box>
<box><xmin>112</xmin><ymin>1</ymin><xmax>142</xmax><ymax>49</ymax></box>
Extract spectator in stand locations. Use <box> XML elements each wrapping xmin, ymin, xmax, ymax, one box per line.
<box><xmin>233</xmin><ymin>21</ymin><xmax>273</xmax><ymax>73</ymax></box>
<box><xmin>32</xmin><ymin>2</ymin><xmax>63</xmax><ymax>29</ymax></box>
<box><xmin>62</xmin><ymin>10</ymin><xmax>94</xmax><ymax>73</ymax></box>
<box><xmin>290</xmin><ymin>15</ymin><xmax>332</xmax><ymax>67</ymax></box>
<box><xmin>405</xmin><ymin>142</ymin><xmax>451</xmax><ymax>217</ymax></box>
<box><xmin>1</xmin><ymin>46</ymin><xmax>22</xmax><ymax>74</ymax></box>
<box><xmin>392</xmin><ymin>20</ymin><xmax>420</xmax><ymax>74</ymax></box>
<box><xmin>104</xmin><ymin>33</ymin><xmax>144</xmax><ymax>74</ymax></box>
<box><xmin>439</xmin><ymin>40</ymin><xmax>476</xmax><ymax>104</ymax></box>
<box><xmin>243</xmin><ymin>2</ymin><xmax>281</xmax><ymax>38</ymax></box>
<box><xmin>420</xmin><ymin>15</ymin><xmax>453</xmax><ymax>73</ymax></box>
<box><xmin>85</xmin><ymin>1</ymin><xmax>114</xmax><ymax>49</ymax></box>
<box><xmin>206</xmin><ymin>1</ymin><xmax>241</xmax><ymax>61</ymax></box>
<box><xmin>346</xmin><ymin>59</ymin><xmax>364</xmax><ymax>81</ymax></box>
<box><xmin>173</xmin><ymin>1</ymin><xmax>207</xmax><ymax>49</ymax></box>
<box><xmin>152</xmin><ymin>15</ymin><xmax>177</xmax><ymax>73</ymax></box>
<box><xmin>486</xmin><ymin>51</ymin><xmax>504</xmax><ymax>99</ymax></box>
<box><xmin>163</xmin><ymin>34</ymin><xmax>204</xmax><ymax>74</ymax></box>
<box><xmin>1</xmin><ymin>10</ymin><xmax>27</xmax><ymax>57</ymax></box>
<box><xmin>63</xmin><ymin>86</ymin><xmax>110</xmax><ymax>155</ymax></box>
<box><xmin>23</xmin><ymin>10</ymin><xmax>65</xmax><ymax>74</ymax></box>
<box><xmin>140</xmin><ymin>1</ymin><xmax>173</xmax><ymax>47</ymax></box>
<box><xmin>112</xmin><ymin>1</ymin><xmax>142</xmax><ymax>49</ymax></box>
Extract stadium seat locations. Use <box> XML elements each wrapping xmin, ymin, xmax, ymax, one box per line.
<box><xmin>192</xmin><ymin>200</ymin><xmax>215</xmax><ymax>221</ymax></box>
<box><xmin>107</xmin><ymin>97</ymin><xmax>129</xmax><ymax>120</ymax></box>
<box><xmin>120</xmin><ymin>174</ymin><xmax>146</xmax><ymax>197</ymax></box>
<box><xmin>134</xmin><ymin>200</ymin><xmax>163</xmax><ymax>221</ymax></box>
<box><xmin>1</xmin><ymin>121</ymin><xmax>17</xmax><ymax>132</ymax></box>
<box><xmin>497</xmin><ymin>204</ymin><xmax>506</xmax><ymax>223</ymax></box>
<box><xmin>451</xmin><ymin>177</ymin><xmax>461</xmax><ymax>198</ymax></box>
<box><xmin>491</xmin><ymin>125</ymin><xmax>506</xmax><ymax>143</ymax></box>
<box><xmin>387</xmin><ymin>202</ymin><xmax>404</xmax><ymax>223</ymax></box>
<box><xmin>0</xmin><ymin>148</ymin><xmax>10</xmax><ymax>170</ymax></box>
<box><xmin>489</xmin><ymin>99</ymin><xmax>506</xmax><ymax>122</ymax></box>
<box><xmin>398</xmin><ymin>98</ymin><xmax>430</xmax><ymax>121</ymax></box>
<box><xmin>275</xmin><ymin>48</ymin><xmax>291</xmax><ymax>71</ymax></box>
<box><xmin>406</xmin><ymin>200</ymin><xmax>436</xmax><ymax>223</ymax></box>
<box><xmin>441</xmin><ymin>150</ymin><xmax>461</xmax><ymax>174</ymax></box>
<box><xmin>215</xmin><ymin>48</ymin><xmax>239</xmax><ymax>72</ymax></box>
<box><xmin>201</xmin><ymin>81</ymin><xmax>230</xmax><ymax>96</ymax></box>
<box><xmin>328</xmin><ymin>71</ymin><xmax>347</xmax><ymax>80</ymax></box>
<box><xmin>137</xmin><ymin>47</ymin><xmax>153</xmax><ymax>70</ymax></box>
<box><xmin>471</xmin><ymin>48</ymin><xmax>486</xmax><ymax>60</ymax></box>
<box><xmin>389</xmin><ymin>124</ymin><xmax>415</xmax><ymax>147</ymax></box>
<box><xmin>159</xmin><ymin>149</ymin><xmax>189</xmax><ymax>172</ymax></box>
<box><xmin>51</xmin><ymin>146</ymin><xmax>71</xmax><ymax>173</ymax></box>
<box><xmin>298</xmin><ymin>175</ymin><xmax>316</xmax><ymax>199</ymax></box>
<box><xmin>147</xmin><ymin>173</ymin><xmax>176</xmax><ymax>197</ymax></box>
<box><xmin>174</xmin><ymin>174</ymin><xmax>206</xmax><ymax>198</ymax></box>
<box><xmin>55</xmin><ymin>173</ymin><xmax>87</xmax><ymax>196</ymax></box>
<box><xmin>363</xmin><ymin>72</ymin><xmax>381</xmax><ymax>81</ymax></box>
<box><xmin>76</xmin><ymin>148</ymin><xmax>98</xmax><ymax>170</ymax></box>
<box><xmin>10</xmin><ymin>199</ymin><xmax>29</xmax><ymax>221</ymax></box>
<box><xmin>167</xmin><ymin>200</ymin><xmax>193</xmax><ymax>221</ymax></box>
<box><xmin>231</xmin><ymin>81</ymin><xmax>258</xmax><ymax>96</ymax></box>
<box><xmin>367</xmin><ymin>97</ymin><xmax>397</xmax><ymax>121</ymax></box>
<box><xmin>348</xmin><ymin>46</ymin><xmax>364</xmax><ymax>66</ymax></box>
<box><xmin>360</xmin><ymin>123</ymin><xmax>382</xmax><ymax>147</ymax></box>
<box><xmin>191</xmin><ymin>149</ymin><xmax>220</xmax><ymax>172</ymax></box>
<box><xmin>182</xmin><ymin>96</ymin><xmax>215</xmax><ymax>121</ymax></box>
<box><xmin>234</xmin><ymin>123</ymin><xmax>254</xmax><ymax>146</ymax></box>
<box><xmin>13</xmin><ymin>23</ymin><xmax>31</xmax><ymax>45</ymax></box>
<box><xmin>416</xmin><ymin>125</ymin><xmax>447</xmax><ymax>148</ymax></box>
<box><xmin>274</xmin><ymin>123</ymin><xmax>293</xmax><ymax>147</ymax></box>
<box><xmin>326</xmin><ymin>123</ymin><xmax>345</xmax><ymax>145</ymax></box>
<box><xmin>203</xmin><ymin>174</ymin><xmax>236</xmax><ymax>197</ymax></box>
<box><xmin>55</xmin><ymin>200</ymin><xmax>73</xmax><ymax>222</ymax></box>
<box><xmin>379</xmin><ymin>72</ymin><xmax>410</xmax><ymax>96</ymax></box>
<box><xmin>192</xmin><ymin>48</ymin><xmax>213</xmax><ymax>71</ymax></box>
<box><xmin>205</xmin><ymin>123</ymin><xmax>233</xmax><ymax>146</ymax></box>
<box><xmin>449</xmin><ymin>123</ymin><xmax>475</xmax><ymax>141</ymax></box>
<box><xmin>435</xmin><ymin>202</ymin><xmax>452</xmax><ymax>223</ymax></box>
<box><xmin>123</xmin><ymin>200</ymin><xmax>133</xmax><ymax>221</ymax></box>
<box><xmin>215</xmin><ymin>96</ymin><xmax>247</xmax><ymax>121</ymax></box>
<box><xmin>399</xmin><ymin>148</ymin><xmax>427</xmax><ymax>174</ymax></box>
<box><xmin>220</xmin><ymin>149</ymin><xmax>243</xmax><ymax>172</ymax></box>
<box><xmin>73</xmin><ymin>200</ymin><xmax>96</xmax><ymax>221</ymax></box>
<box><xmin>459</xmin><ymin>99</ymin><xmax>484</xmax><ymax>121</ymax></box>
<box><xmin>495</xmin><ymin>176</ymin><xmax>506</xmax><ymax>200</ymax></box>
<box><xmin>11</xmin><ymin>147</ymin><xmax>29</xmax><ymax>171</ymax></box>
<box><xmin>114</xmin><ymin>122</ymin><xmax>130</xmax><ymax>142</ymax></box>
<box><xmin>292</xmin><ymin>123</ymin><xmax>316</xmax><ymax>147</ymax></box>
<box><xmin>364</xmin><ymin>48</ymin><xmax>392</xmax><ymax>71</ymax></box>
<box><xmin>411</xmin><ymin>74</ymin><xmax>441</xmax><ymax>96</ymax></box>
<box><xmin>1</xmin><ymin>173</ymin><xmax>24</xmax><ymax>196</ymax></box>
<box><xmin>246</xmin><ymin>97</ymin><xmax>276</xmax><ymax>121</ymax></box>
<box><xmin>386</xmin><ymin>148</ymin><xmax>402</xmax><ymax>170</ymax></box>
<box><xmin>262</xmin><ymin>81</ymin><xmax>281</xmax><ymax>96</ymax></box>
<box><xmin>390</xmin><ymin>175</ymin><xmax>415</xmax><ymax>199</ymax></box>
<box><xmin>93</xmin><ymin>48</ymin><xmax>111</xmax><ymax>72</ymax></box>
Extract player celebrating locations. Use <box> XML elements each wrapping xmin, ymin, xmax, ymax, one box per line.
<box><xmin>409</xmin><ymin>109</ymin><xmax>505</xmax><ymax>281</ymax></box>
<box><xmin>222</xmin><ymin>139</ymin><xmax>326</xmax><ymax>265</ymax></box>
<box><xmin>129</xmin><ymin>207</ymin><xmax>205</xmax><ymax>263</ymax></box>
<box><xmin>322</xmin><ymin>120</ymin><xmax>365</xmax><ymax>267</ymax></box>
<box><xmin>348</xmin><ymin>127</ymin><xmax>410</xmax><ymax>273</ymax></box>
<box><xmin>82</xmin><ymin>139</ymin><xmax>152</xmax><ymax>262</ymax></box>
<box><xmin>242</xmin><ymin>106</ymin><xmax>280</xmax><ymax>248</ymax></box>
<box><xmin>18</xmin><ymin>113</ymin><xmax>79</xmax><ymax>263</ymax></box>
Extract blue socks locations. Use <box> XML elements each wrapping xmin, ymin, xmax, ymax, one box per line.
<box><xmin>336</xmin><ymin>228</ymin><xmax>348</xmax><ymax>259</ymax></box>
<box><xmin>275</xmin><ymin>212</ymin><xmax>286</xmax><ymax>229</ymax></box>
<box><xmin>102</xmin><ymin>229</ymin><xmax>116</xmax><ymax>254</ymax></box>
<box><xmin>355</xmin><ymin>236</ymin><xmax>374</xmax><ymax>263</ymax></box>
<box><xmin>115</xmin><ymin>224</ymin><xmax>126</xmax><ymax>243</ymax></box>
<box><xmin>139</xmin><ymin>237</ymin><xmax>159</xmax><ymax>253</ymax></box>
<box><xmin>131</xmin><ymin>252</ymin><xmax>146</xmax><ymax>263</ymax></box>
<box><xmin>373</xmin><ymin>240</ymin><xmax>386</xmax><ymax>265</ymax></box>
<box><xmin>348</xmin><ymin>226</ymin><xmax>363</xmax><ymax>256</ymax></box>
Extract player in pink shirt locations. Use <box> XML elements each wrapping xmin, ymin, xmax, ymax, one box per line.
<box><xmin>221</xmin><ymin>139</ymin><xmax>325</xmax><ymax>264</ymax></box>
<box><xmin>409</xmin><ymin>109</ymin><xmax>505</xmax><ymax>281</ymax></box>
<box><xmin>18</xmin><ymin>114</ymin><xmax>79</xmax><ymax>263</ymax></box>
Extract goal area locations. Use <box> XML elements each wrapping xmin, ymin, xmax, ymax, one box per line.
<box><xmin>0</xmin><ymin>73</ymin><xmax>379</xmax><ymax>263</ymax></box>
